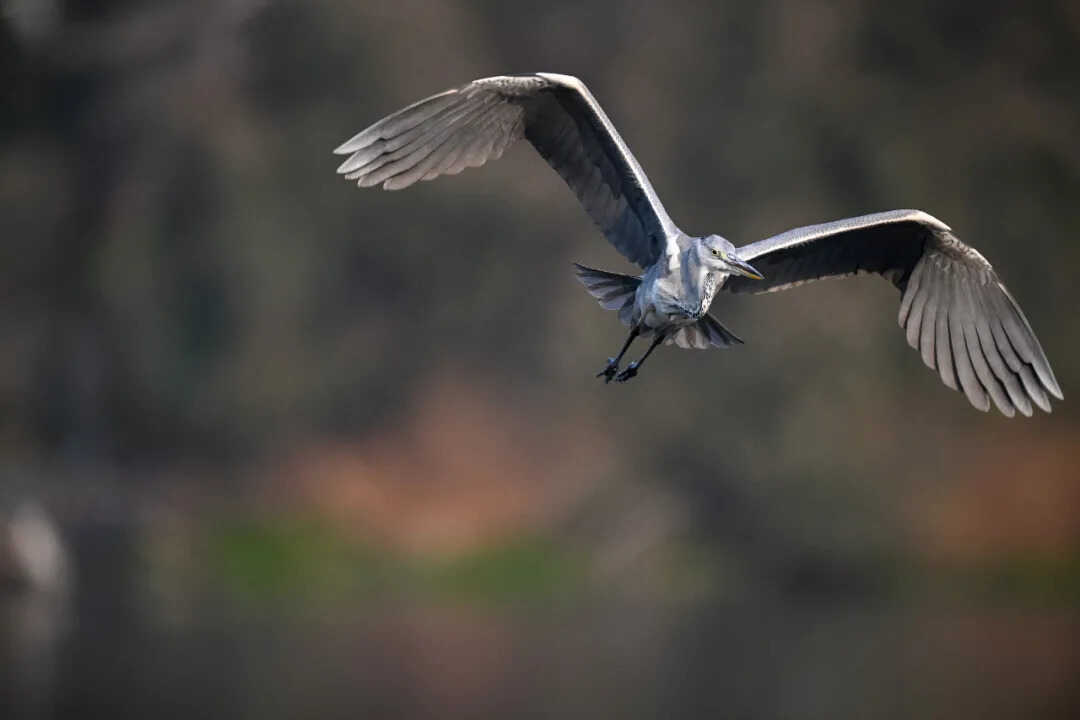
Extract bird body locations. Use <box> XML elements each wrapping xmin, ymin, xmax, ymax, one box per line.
<box><xmin>335</xmin><ymin>73</ymin><xmax>1061</xmax><ymax>413</ymax></box>
<box><xmin>636</xmin><ymin>241</ymin><xmax>731</xmax><ymax>327</ymax></box>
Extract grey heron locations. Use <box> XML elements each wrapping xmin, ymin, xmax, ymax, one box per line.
<box><xmin>334</xmin><ymin>73</ymin><xmax>1062</xmax><ymax>416</ymax></box>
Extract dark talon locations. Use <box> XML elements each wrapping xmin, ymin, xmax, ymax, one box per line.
<box><xmin>596</xmin><ymin>357</ymin><xmax>618</xmax><ymax>383</ymax></box>
<box><xmin>614</xmin><ymin>361</ymin><xmax>639</xmax><ymax>383</ymax></box>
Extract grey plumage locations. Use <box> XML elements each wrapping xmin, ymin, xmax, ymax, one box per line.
<box><xmin>723</xmin><ymin>210</ymin><xmax>1061</xmax><ymax>416</ymax></box>
<box><xmin>335</xmin><ymin>73</ymin><xmax>1062</xmax><ymax>414</ymax></box>
<box><xmin>335</xmin><ymin>73</ymin><xmax>679</xmax><ymax>268</ymax></box>
<box><xmin>574</xmin><ymin>264</ymin><xmax>743</xmax><ymax>349</ymax></box>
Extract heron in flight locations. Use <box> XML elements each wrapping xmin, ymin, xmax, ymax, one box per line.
<box><xmin>334</xmin><ymin>73</ymin><xmax>1061</xmax><ymax>416</ymax></box>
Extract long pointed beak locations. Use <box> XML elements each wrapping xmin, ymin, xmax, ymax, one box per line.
<box><xmin>730</xmin><ymin>255</ymin><xmax>764</xmax><ymax>281</ymax></box>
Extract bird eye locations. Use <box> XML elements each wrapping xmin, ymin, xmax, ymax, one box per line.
<box><xmin>712</xmin><ymin>249</ymin><xmax>719</xmax><ymax>256</ymax></box>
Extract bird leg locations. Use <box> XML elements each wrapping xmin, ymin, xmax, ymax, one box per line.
<box><xmin>596</xmin><ymin>326</ymin><xmax>640</xmax><ymax>383</ymax></box>
<box><xmin>614</xmin><ymin>333</ymin><xmax>665</xmax><ymax>383</ymax></box>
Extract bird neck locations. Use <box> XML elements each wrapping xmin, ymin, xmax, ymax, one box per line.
<box><xmin>681</xmin><ymin>248</ymin><xmax>723</xmax><ymax>317</ymax></box>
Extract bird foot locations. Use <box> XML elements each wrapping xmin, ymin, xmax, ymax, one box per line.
<box><xmin>596</xmin><ymin>358</ymin><xmax>619</xmax><ymax>383</ymax></box>
<box><xmin>614</xmin><ymin>362</ymin><xmax>639</xmax><ymax>383</ymax></box>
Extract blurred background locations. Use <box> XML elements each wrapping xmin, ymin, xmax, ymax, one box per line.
<box><xmin>2</xmin><ymin>1</ymin><xmax>1079</xmax><ymax>717</ymax></box>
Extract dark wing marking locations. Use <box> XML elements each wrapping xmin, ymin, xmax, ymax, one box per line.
<box><xmin>335</xmin><ymin>73</ymin><xmax>681</xmax><ymax>268</ymax></box>
<box><xmin>723</xmin><ymin>210</ymin><xmax>1062</xmax><ymax>415</ymax></box>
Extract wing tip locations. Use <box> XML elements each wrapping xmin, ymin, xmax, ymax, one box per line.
<box><xmin>1031</xmin><ymin>392</ymin><xmax>1052</xmax><ymax>414</ymax></box>
<box><xmin>995</xmin><ymin>281</ymin><xmax>1063</xmax><ymax>401</ymax></box>
<box><xmin>334</xmin><ymin>131</ymin><xmax>373</xmax><ymax>156</ymax></box>
<box><xmin>1042</xmin><ymin>374</ymin><xmax>1064</xmax><ymax>402</ymax></box>
<box><xmin>336</xmin><ymin>155</ymin><xmax>364</xmax><ymax>174</ymax></box>
<box><xmin>993</xmin><ymin>394</ymin><xmax>1017</xmax><ymax>417</ymax></box>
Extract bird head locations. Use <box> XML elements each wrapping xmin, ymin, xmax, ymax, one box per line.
<box><xmin>700</xmin><ymin>235</ymin><xmax>764</xmax><ymax>280</ymax></box>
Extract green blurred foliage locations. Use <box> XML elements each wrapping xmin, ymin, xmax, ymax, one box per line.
<box><xmin>204</xmin><ymin>516</ymin><xmax>586</xmax><ymax>608</ymax></box>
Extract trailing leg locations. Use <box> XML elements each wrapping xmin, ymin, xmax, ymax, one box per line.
<box><xmin>596</xmin><ymin>325</ymin><xmax>640</xmax><ymax>383</ymax></box>
<box><xmin>614</xmin><ymin>332</ymin><xmax>665</xmax><ymax>383</ymax></box>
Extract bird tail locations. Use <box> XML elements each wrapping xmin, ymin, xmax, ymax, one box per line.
<box><xmin>665</xmin><ymin>315</ymin><xmax>744</xmax><ymax>349</ymax></box>
<box><xmin>573</xmin><ymin>263</ymin><xmax>640</xmax><ymax>326</ymax></box>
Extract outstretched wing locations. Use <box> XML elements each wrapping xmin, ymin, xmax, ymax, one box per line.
<box><xmin>334</xmin><ymin>73</ymin><xmax>682</xmax><ymax>269</ymax></box>
<box><xmin>723</xmin><ymin>210</ymin><xmax>1062</xmax><ymax>416</ymax></box>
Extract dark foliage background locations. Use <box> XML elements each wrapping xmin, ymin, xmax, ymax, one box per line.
<box><xmin>2</xmin><ymin>1</ymin><xmax>1078</xmax><ymax>718</ymax></box>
